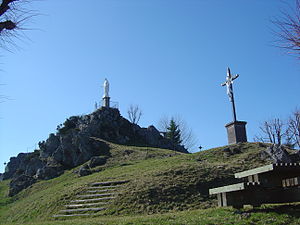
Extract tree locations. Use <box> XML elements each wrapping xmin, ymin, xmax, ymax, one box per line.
<box><xmin>165</xmin><ymin>119</ymin><xmax>182</xmax><ymax>146</ymax></box>
<box><xmin>0</xmin><ymin>1</ymin><xmax>36</xmax><ymax>104</ymax></box>
<box><xmin>158</xmin><ymin>115</ymin><xmax>197</xmax><ymax>151</ymax></box>
<box><xmin>0</xmin><ymin>0</ymin><xmax>35</xmax><ymax>50</ymax></box>
<box><xmin>254</xmin><ymin>118</ymin><xmax>286</xmax><ymax>145</ymax></box>
<box><xmin>273</xmin><ymin>0</ymin><xmax>300</xmax><ymax>57</ymax></box>
<box><xmin>287</xmin><ymin>109</ymin><xmax>300</xmax><ymax>148</ymax></box>
<box><xmin>127</xmin><ymin>104</ymin><xmax>142</xmax><ymax>125</ymax></box>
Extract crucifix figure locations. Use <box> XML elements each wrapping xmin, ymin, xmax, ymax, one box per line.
<box><xmin>221</xmin><ymin>67</ymin><xmax>239</xmax><ymax>122</ymax></box>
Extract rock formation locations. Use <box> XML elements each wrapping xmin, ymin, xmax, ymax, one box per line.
<box><xmin>260</xmin><ymin>144</ymin><xmax>300</xmax><ymax>163</ymax></box>
<box><xmin>3</xmin><ymin>107</ymin><xmax>187</xmax><ymax>196</ymax></box>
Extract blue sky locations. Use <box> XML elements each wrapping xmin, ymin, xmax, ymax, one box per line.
<box><xmin>0</xmin><ymin>0</ymin><xmax>299</xmax><ymax>172</ymax></box>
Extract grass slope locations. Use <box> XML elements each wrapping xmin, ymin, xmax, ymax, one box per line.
<box><xmin>0</xmin><ymin>141</ymin><xmax>299</xmax><ymax>224</ymax></box>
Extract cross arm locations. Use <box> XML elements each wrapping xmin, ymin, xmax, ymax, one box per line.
<box><xmin>232</xmin><ymin>74</ymin><xmax>239</xmax><ymax>81</ymax></box>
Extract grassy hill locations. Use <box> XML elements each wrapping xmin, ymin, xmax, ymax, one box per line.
<box><xmin>1</xmin><ymin>141</ymin><xmax>300</xmax><ymax>225</ymax></box>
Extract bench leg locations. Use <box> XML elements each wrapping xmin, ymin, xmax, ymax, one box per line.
<box><xmin>217</xmin><ymin>193</ymin><xmax>223</xmax><ymax>207</ymax></box>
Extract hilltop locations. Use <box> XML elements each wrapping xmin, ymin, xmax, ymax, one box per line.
<box><xmin>1</xmin><ymin>141</ymin><xmax>300</xmax><ymax>224</ymax></box>
<box><xmin>1</xmin><ymin>107</ymin><xmax>186</xmax><ymax>196</ymax></box>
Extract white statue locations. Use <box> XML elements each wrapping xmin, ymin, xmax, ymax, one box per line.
<box><xmin>221</xmin><ymin>67</ymin><xmax>239</xmax><ymax>102</ymax></box>
<box><xmin>103</xmin><ymin>78</ymin><xmax>109</xmax><ymax>98</ymax></box>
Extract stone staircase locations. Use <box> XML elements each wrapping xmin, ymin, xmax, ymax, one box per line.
<box><xmin>53</xmin><ymin>180</ymin><xmax>128</xmax><ymax>218</ymax></box>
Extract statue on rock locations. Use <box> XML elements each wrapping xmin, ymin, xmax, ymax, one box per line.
<box><xmin>103</xmin><ymin>78</ymin><xmax>110</xmax><ymax>98</ymax></box>
<box><xmin>102</xmin><ymin>78</ymin><xmax>110</xmax><ymax>108</ymax></box>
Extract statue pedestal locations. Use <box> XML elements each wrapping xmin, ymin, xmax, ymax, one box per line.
<box><xmin>225</xmin><ymin>121</ymin><xmax>247</xmax><ymax>145</ymax></box>
<box><xmin>102</xmin><ymin>96</ymin><xmax>110</xmax><ymax>108</ymax></box>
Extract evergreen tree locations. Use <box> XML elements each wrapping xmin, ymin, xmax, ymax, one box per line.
<box><xmin>166</xmin><ymin>119</ymin><xmax>182</xmax><ymax>145</ymax></box>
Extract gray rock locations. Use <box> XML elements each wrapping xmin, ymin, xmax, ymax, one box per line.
<box><xmin>38</xmin><ymin>107</ymin><xmax>187</xmax><ymax>169</ymax></box>
<box><xmin>3</xmin><ymin>151</ymin><xmax>45</xmax><ymax>180</ymax></box>
<box><xmin>8</xmin><ymin>174</ymin><xmax>36</xmax><ymax>197</ymax></box>
<box><xmin>35</xmin><ymin>158</ymin><xmax>64</xmax><ymax>180</ymax></box>
<box><xmin>39</xmin><ymin>133</ymin><xmax>60</xmax><ymax>158</ymax></box>
<box><xmin>35</xmin><ymin>166</ymin><xmax>63</xmax><ymax>180</ymax></box>
<box><xmin>88</xmin><ymin>156</ymin><xmax>108</xmax><ymax>168</ymax></box>
<box><xmin>3</xmin><ymin>154</ymin><xmax>27</xmax><ymax>179</ymax></box>
<box><xmin>260</xmin><ymin>144</ymin><xmax>292</xmax><ymax>163</ymax></box>
<box><xmin>24</xmin><ymin>157</ymin><xmax>45</xmax><ymax>177</ymax></box>
<box><xmin>78</xmin><ymin>165</ymin><xmax>91</xmax><ymax>177</ymax></box>
<box><xmin>51</xmin><ymin>134</ymin><xmax>110</xmax><ymax>168</ymax></box>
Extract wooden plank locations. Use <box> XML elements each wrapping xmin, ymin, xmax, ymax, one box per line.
<box><xmin>86</xmin><ymin>189</ymin><xmax>116</xmax><ymax>194</ymax></box>
<box><xmin>65</xmin><ymin>202</ymin><xmax>108</xmax><ymax>208</ymax></box>
<box><xmin>76</xmin><ymin>193</ymin><xmax>113</xmax><ymax>198</ymax></box>
<box><xmin>282</xmin><ymin>179</ymin><xmax>287</xmax><ymax>187</ymax></box>
<box><xmin>258</xmin><ymin>173</ymin><xmax>283</xmax><ymax>187</ymax></box>
<box><xmin>53</xmin><ymin>214</ymin><xmax>92</xmax><ymax>218</ymax></box>
<box><xmin>235</xmin><ymin>163</ymin><xmax>300</xmax><ymax>179</ymax></box>
<box><xmin>253</xmin><ymin>174</ymin><xmax>259</xmax><ymax>182</ymax></box>
<box><xmin>85</xmin><ymin>185</ymin><xmax>122</xmax><ymax>189</ymax></box>
<box><xmin>90</xmin><ymin>180</ymin><xmax>129</xmax><ymax>186</ymax></box>
<box><xmin>70</xmin><ymin>197</ymin><xmax>115</xmax><ymax>203</ymax></box>
<box><xmin>60</xmin><ymin>207</ymin><xmax>106</xmax><ymax>213</ymax></box>
<box><xmin>217</xmin><ymin>186</ymin><xmax>300</xmax><ymax>208</ymax></box>
<box><xmin>235</xmin><ymin>164</ymin><xmax>274</xmax><ymax>178</ymax></box>
<box><xmin>282</xmin><ymin>177</ymin><xmax>300</xmax><ymax>187</ymax></box>
<box><xmin>209</xmin><ymin>183</ymin><xmax>245</xmax><ymax>195</ymax></box>
<box><xmin>217</xmin><ymin>193</ymin><xmax>222</xmax><ymax>207</ymax></box>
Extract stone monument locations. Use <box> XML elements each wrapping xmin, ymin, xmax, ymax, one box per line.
<box><xmin>221</xmin><ymin>67</ymin><xmax>247</xmax><ymax>144</ymax></box>
<box><xmin>102</xmin><ymin>78</ymin><xmax>110</xmax><ymax>108</ymax></box>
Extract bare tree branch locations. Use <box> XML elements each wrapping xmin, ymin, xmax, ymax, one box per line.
<box><xmin>272</xmin><ymin>0</ymin><xmax>300</xmax><ymax>57</ymax></box>
<box><xmin>287</xmin><ymin>109</ymin><xmax>300</xmax><ymax>148</ymax></box>
<box><xmin>127</xmin><ymin>104</ymin><xmax>142</xmax><ymax>125</ymax></box>
<box><xmin>254</xmin><ymin>118</ymin><xmax>286</xmax><ymax>145</ymax></box>
<box><xmin>0</xmin><ymin>0</ymin><xmax>37</xmax><ymax>51</ymax></box>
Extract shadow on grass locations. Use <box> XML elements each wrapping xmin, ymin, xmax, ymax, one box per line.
<box><xmin>246</xmin><ymin>204</ymin><xmax>300</xmax><ymax>218</ymax></box>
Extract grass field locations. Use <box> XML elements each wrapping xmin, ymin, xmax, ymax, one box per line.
<box><xmin>1</xmin><ymin>141</ymin><xmax>299</xmax><ymax>224</ymax></box>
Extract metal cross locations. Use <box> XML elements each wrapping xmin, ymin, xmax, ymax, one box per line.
<box><xmin>221</xmin><ymin>67</ymin><xmax>239</xmax><ymax>122</ymax></box>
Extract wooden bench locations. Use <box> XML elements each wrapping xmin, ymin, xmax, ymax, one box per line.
<box><xmin>209</xmin><ymin>163</ymin><xmax>300</xmax><ymax>208</ymax></box>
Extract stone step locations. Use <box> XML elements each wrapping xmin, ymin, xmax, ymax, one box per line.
<box><xmin>85</xmin><ymin>189</ymin><xmax>116</xmax><ymax>194</ymax></box>
<box><xmin>53</xmin><ymin>214</ymin><xmax>92</xmax><ymax>218</ymax></box>
<box><xmin>70</xmin><ymin>197</ymin><xmax>115</xmax><ymax>203</ymax></box>
<box><xmin>60</xmin><ymin>207</ymin><xmax>106</xmax><ymax>214</ymax></box>
<box><xmin>76</xmin><ymin>193</ymin><xmax>114</xmax><ymax>198</ymax></box>
<box><xmin>90</xmin><ymin>180</ymin><xmax>129</xmax><ymax>187</ymax></box>
<box><xmin>65</xmin><ymin>202</ymin><xmax>109</xmax><ymax>208</ymax></box>
<box><xmin>86</xmin><ymin>185</ymin><xmax>122</xmax><ymax>189</ymax></box>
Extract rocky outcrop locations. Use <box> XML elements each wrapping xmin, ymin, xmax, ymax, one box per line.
<box><xmin>89</xmin><ymin>156</ymin><xmax>109</xmax><ymax>168</ymax></box>
<box><xmin>8</xmin><ymin>174</ymin><xmax>36</xmax><ymax>197</ymax></box>
<box><xmin>260</xmin><ymin>144</ymin><xmax>296</xmax><ymax>163</ymax></box>
<box><xmin>3</xmin><ymin>151</ymin><xmax>45</xmax><ymax>180</ymax></box>
<box><xmin>35</xmin><ymin>158</ymin><xmax>64</xmax><ymax>180</ymax></box>
<box><xmin>77</xmin><ymin>164</ymin><xmax>92</xmax><ymax>177</ymax></box>
<box><xmin>3</xmin><ymin>107</ymin><xmax>187</xmax><ymax>196</ymax></box>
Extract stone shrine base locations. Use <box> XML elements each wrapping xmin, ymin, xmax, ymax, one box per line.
<box><xmin>225</xmin><ymin>121</ymin><xmax>247</xmax><ymax>145</ymax></box>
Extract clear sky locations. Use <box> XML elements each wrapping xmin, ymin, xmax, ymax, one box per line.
<box><xmin>0</xmin><ymin>0</ymin><xmax>299</xmax><ymax>172</ymax></box>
